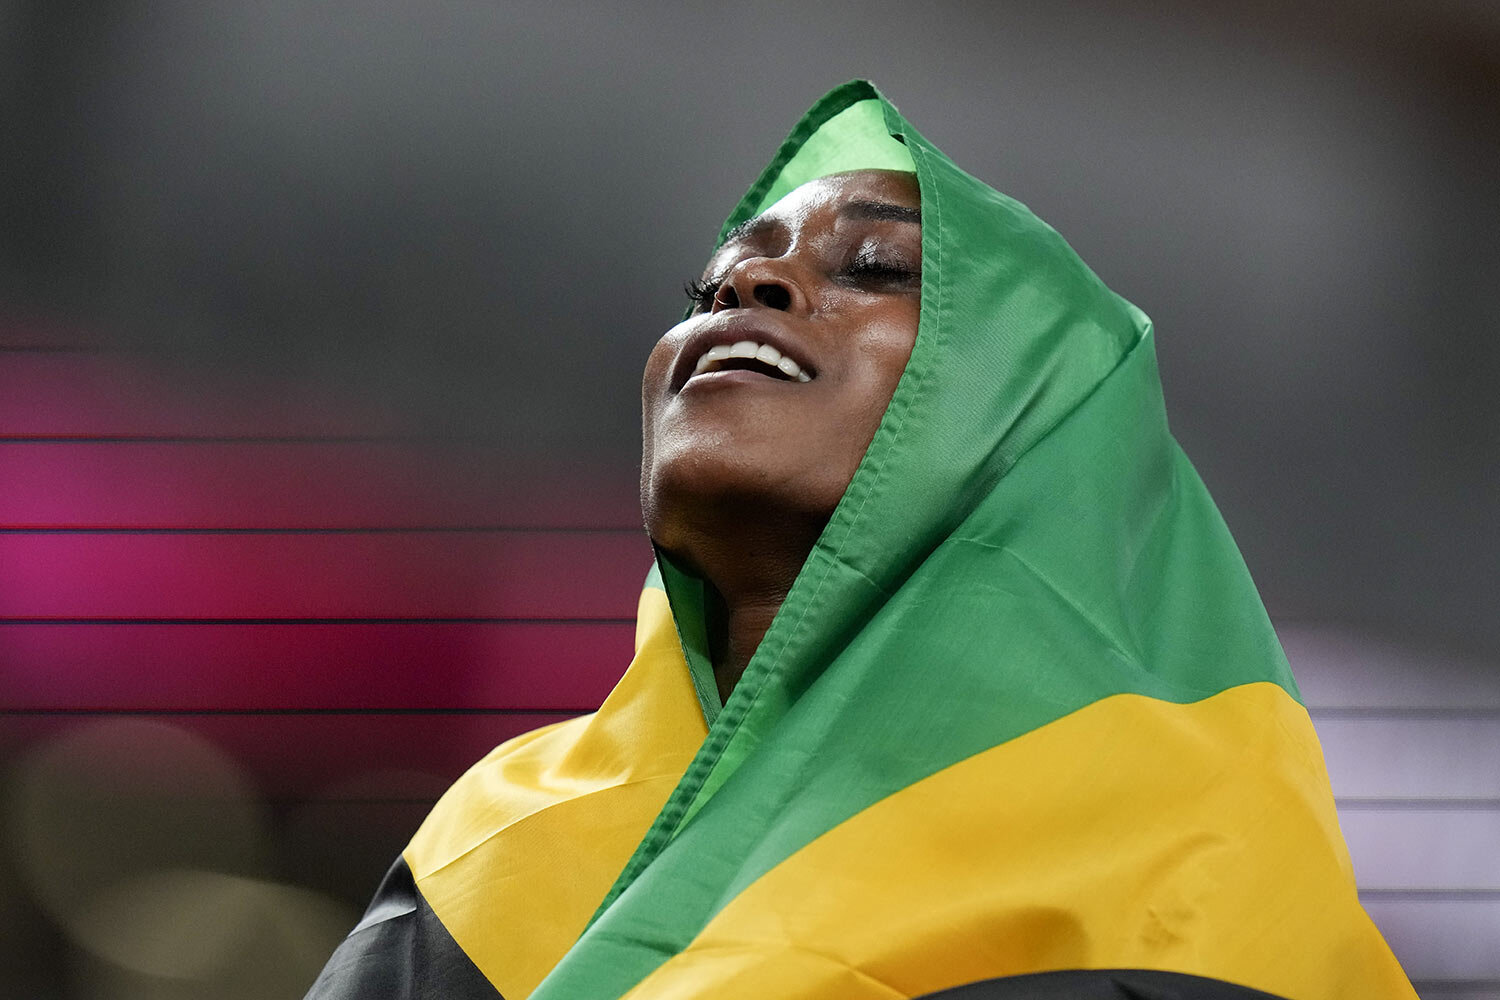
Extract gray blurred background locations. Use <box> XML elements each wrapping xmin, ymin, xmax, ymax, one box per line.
<box><xmin>2</xmin><ymin>0</ymin><xmax>1497</xmax><ymax>996</ymax></box>
<box><xmin>5</xmin><ymin>0</ymin><xmax>1496</xmax><ymax>653</ymax></box>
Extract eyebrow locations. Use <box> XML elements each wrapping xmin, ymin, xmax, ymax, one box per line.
<box><xmin>720</xmin><ymin>215</ymin><xmax>778</xmax><ymax>248</ymax></box>
<box><xmin>718</xmin><ymin>198</ymin><xmax>921</xmax><ymax>248</ymax></box>
<box><xmin>841</xmin><ymin>200</ymin><xmax>921</xmax><ymax>226</ymax></box>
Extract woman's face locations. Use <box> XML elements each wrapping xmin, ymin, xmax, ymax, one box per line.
<box><xmin>641</xmin><ymin>169</ymin><xmax>921</xmax><ymax>548</ymax></box>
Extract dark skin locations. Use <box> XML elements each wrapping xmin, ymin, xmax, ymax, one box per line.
<box><xmin>640</xmin><ymin>169</ymin><xmax>922</xmax><ymax>702</ymax></box>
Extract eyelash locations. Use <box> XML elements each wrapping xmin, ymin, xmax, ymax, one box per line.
<box><xmin>683</xmin><ymin>276</ymin><xmax>718</xmax><ymax>310</ymax></box>
<box><xmin>682</xmin><ymin>251</ymin><xmax>919</xmax><ymax>311</ymax></box>
<box><xmin>846</xmin><ymin>248</ymin><xmax>920</xmax><ymax>284</ymax></box>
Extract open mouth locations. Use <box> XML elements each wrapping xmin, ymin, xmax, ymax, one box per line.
<box><xmin>690</xmin><ymin>340</ymin><xmax>812</xmax><ymax>383</ymax></box>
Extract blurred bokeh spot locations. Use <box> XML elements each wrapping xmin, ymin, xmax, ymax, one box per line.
<box><xmin>5</xmin><ymin>719</ymin><xmax>354</xmax><ymax>996</ymax></box>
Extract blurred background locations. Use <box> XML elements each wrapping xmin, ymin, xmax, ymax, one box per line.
<box><xmin>2</xmin><ymin>0</ymin><xmax>1497</xmax><ymax>996</ymax></box>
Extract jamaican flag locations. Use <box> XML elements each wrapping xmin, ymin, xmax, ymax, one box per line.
<box><xmin>306</xmin><ymin>81</ymin><xmax>1416</xmax><ymax>1000</ymax></box>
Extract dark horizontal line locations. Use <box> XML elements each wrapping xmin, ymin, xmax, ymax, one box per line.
<box><xmin>0</xmin><ymin>525</ymin><xmax>643</xmax><ymax>535</ymax></box>
<box><xmin>280</xmin><ymin>794</ymin><xmax>1494</xmax><ymax>818</ymax></box>
<box><xmin>0</xmin><ymin>707</ymin><xmax>591</xmax><ymax>717</ymax></box>
<box><xmin>0</xmin><ymin>434</ymin><xmax>529</xmax><ymax>444</ymax></box>
<box><xmin>0</xmin><ymin>344</ymin><xmax>101</xmax><ymax>353</ymax></box>
<box><xmin>1309</xmin><ymin>706</ymin><xmax>1500</xmax><ymax>721</ymax></box>
<box><xmin>268</xmin><ymin>796</ymin><xmax>441</xmax><ymax>807</ymax></box>
<box><xmin>1360</xmin><ymin>888</ymin><xmax>1500</xmax><ymax>902</ymax></box>
<box><xmin>0</xmin><ymin>617</ymin><xmax>635</xmax><ymax>626</ymax></box>
<box><xmin>0</xmin><ymin>434</ymin><xmax>404</xmax><ymax>443</ymax></box>
<box><xmin>1409</xmin><ymin>981</ymin><xmax>1500</xmax><ymax>991</ymax></box>
<box><xmin>262</xmin><ymin>794</ymin><xmax>1500</xmax><ymax>810</ymax></box>
<box><xmin>1337</xmin><ymin>797</ymin><xmax>1500</xmax><ymax>811</ymax></box>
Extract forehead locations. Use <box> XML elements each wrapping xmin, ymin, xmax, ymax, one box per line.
<box><xmin>759</xmin><ymin>169</ymin><xmax>919</xmax><ymax>219</ymax></box>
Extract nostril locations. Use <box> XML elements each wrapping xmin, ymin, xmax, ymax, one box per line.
<box><xmin>712</xmin><ymin>285</ymin><xmax>740</xmax><ymax>311</ymax></box>
<box><xmin>753</xmin><ymin>283</ymin><xmax>791</xmax><ymax>310</ymax></box>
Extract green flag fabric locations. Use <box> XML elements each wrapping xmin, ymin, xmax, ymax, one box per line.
<box><xmin>306</xmin><ymin>81</ymin><xmax>1416</xmax><ymax>1000</ymax></box>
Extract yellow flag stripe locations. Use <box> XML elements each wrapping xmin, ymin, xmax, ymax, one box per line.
<box><xmin>623</xmin><ymin>682</ymin><xmax>1414</xmax><ymax>1000</ymax></box>
<box><xmin>405</xmin><ymin>586</ymin><xmax>708</xmax><ymax>999</ymax></box>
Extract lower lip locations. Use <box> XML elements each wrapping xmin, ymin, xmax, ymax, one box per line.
<box><xmin>681</xmin><ymin>369</ymin><xmax>802</xmax><ymax>391</ymax></box>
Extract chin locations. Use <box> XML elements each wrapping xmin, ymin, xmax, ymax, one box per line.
<box><xmin>641</xmin><ymin>444</ymin><xmax>842</xmax><ymax>555</ymax></box>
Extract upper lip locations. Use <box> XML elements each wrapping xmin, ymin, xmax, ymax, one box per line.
<box><xmin>669</xmin><ymin>311</ymin><xmax>817</xmax><ymax>392</ymax></box>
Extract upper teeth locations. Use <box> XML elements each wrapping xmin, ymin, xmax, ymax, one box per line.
<box><xmin>691</xmin><ymin>340</ymin><xmax>812</xmax><ymax>382</ymax></box>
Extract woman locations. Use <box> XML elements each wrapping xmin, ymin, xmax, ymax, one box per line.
<box><xmin>307</xmin><ymin>81</ymin><xmax>1415</xmax><ymax>999</ymax></box>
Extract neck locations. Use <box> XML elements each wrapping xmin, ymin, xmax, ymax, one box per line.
<box><xmin>705</xmin><ymin>587</ymin><xmax>784</xmax><ymax>703</ymax></box>
<box><xmin>650</xmin><ymin>507</ymin><xmax>821</xmax><ymax>703</ymax></box>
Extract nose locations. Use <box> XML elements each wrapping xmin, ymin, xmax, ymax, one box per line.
<box><xmin>711</xmin><ymin>256</ymin><xmax>808</xmax><ymax>314</ymax></box>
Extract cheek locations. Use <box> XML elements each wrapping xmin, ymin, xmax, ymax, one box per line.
<box><xmin>828</xmin><ymin>308</ymin><xmax>919</xmax><ymax>472</ymax></box>
<box><xmin>640</xmin><ymin>323</ymin><xmax>698</xmax><ymax>493</ymax></box>
<box><xmin>642</xmin><ymin>337</ymin><xmax>674</xmax><ymax>394</ymax></box>
<box><xmin>857</xmin><ymin>307</ymin><xmax>921</xmax><ymax>410</ymax></box>
<box><xmin>642</xmin><ymin>317</ymin><xmax>697</xmax><ymax>396</ymax></box>
<box><xmin>640</xmin><ymin>336</ymin><xmax>679</xmax><ymax>424</ymax></box>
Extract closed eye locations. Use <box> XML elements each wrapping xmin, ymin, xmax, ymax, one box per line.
<box><xmin>842</xmin><ymin>247</ymin><xmax>920</xmax><ymax>288</ymax></box>
<box><xmin>683</xmin><ymin>276</ymin><xmax>722</xmax><ymax>312</ymax></box>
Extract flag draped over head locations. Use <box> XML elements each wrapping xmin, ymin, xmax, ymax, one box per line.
<box><xmin>306</xmin><ymin>81</ymin><xmax>1416</xmax><ymax>1000</ymax></box>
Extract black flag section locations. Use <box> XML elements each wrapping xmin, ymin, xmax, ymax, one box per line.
<box><xmin>304</xmin><ymin>856</ymin><xmax>502</xmax><ymax>1000</ymax></box>
<box><xmin>916</xmin><ymin>969</ymin><xmax>1290</xmax><ymax>1000</ymax></box>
